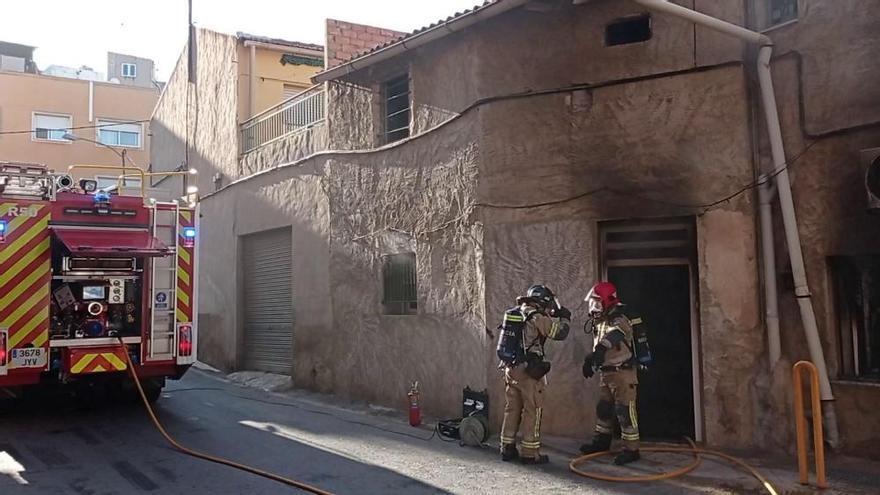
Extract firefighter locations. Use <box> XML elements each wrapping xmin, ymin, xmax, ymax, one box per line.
<box><xmin>498</xmin><ymin>285</ymin><xmax>571</xmax><ymax>464</ymax></box>
<box><xmin>580</xmin><ymin>281</ymin><xmax>641</xmax><ymax>465</ymax></box>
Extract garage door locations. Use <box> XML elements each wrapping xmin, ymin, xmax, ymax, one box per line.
<box><xmin>242</xmin><ymin>227</ymin><xmax>293</xmax><ymax>373</ymax></box>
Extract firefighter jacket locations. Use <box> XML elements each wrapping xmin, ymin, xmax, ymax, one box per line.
<box><xmin>520</xmin><ymin>303</ymin><xmax>570</xmax><ymax>358</ymax></box>
<box><xmin>593</xmin><ymin>309</ymin><xmax>635</xmax><ymax>367</ymax></box>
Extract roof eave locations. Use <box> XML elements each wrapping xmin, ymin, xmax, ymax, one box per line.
<box><xmin>312</xmin><ymin>0</ymin><xmax>530</xmax><ymax>83</ymax></box>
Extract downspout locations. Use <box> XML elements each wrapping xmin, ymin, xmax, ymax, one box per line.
<box><xmin>248</xmin><ymin>44</ymin><xmax>257</xmax><ymax>119</ymax></box>
<box><xmin>759</xmin><ymin>179</ymin><xmax>781</xmax><ymax>368</ymax></box>
<box><xmin>632</xmin><ymin>0</ymin><xmax>839</xmax><ymax>446</ymax></box>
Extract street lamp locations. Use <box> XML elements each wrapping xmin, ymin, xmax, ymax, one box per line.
<box><xmin>61</xmin><ymin>132</ymin><xmax>138</xmax><ymax>170</ymax></box>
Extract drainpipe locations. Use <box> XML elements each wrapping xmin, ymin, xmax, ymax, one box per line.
<box><xmin>248</xmin><ymin>43</ymin><xmax>257</xmax><ymax>119</ymax></box>
<box><xmin>759</xmin><ymin>179</ymin><xmax>781</xmax><ymax>369</ymax></box>
<box><xmin>632</xmin><ymin>0</ymin><xmax>839</xmax><ymax>447</ymax></box>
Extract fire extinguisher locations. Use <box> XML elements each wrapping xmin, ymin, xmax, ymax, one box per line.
<box><xmin>408</xmin><ymin>381</ymin><xmax>421</xmax><ymax>427</ymax></box>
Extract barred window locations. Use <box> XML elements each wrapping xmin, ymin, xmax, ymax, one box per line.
<box><xmin>382</xmin><ymin>252</ymin><xmax>417</xmax><ymax>315</ymax></box>
<box><xmin>383</xmin><ymin>74</ymin><xmax>410</xmax><ymax>144</ymax></box>
<box><xmin>832</xmin><ymin>257</ymin><xmax>880</xmax><ymax>381</ymax></box>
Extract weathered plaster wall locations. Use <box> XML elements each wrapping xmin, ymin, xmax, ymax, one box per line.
<box><xmin>150</xmin><ymin>29</ymin><xmax>239</xmax><ymax>196</ymax></box>
<box><xmin>239</xmin><ymin>124</ymin><xmax>328</xmax><ymax>176</ymax></box>
<box><xmin>201</xmin><ymin>113</ymin><xmax>485</xmax><ymax>419</ymax></box>
<box><xmin>477</xmin><ymin>65</ymin><xmax>758</xmax><ymax>447</ymax></box>
<box><xmin>197</xmin><ymin>160</ymin><xmax>331</xmax><ymax>373</ymax></box>
<box><xmin>751</xmin><ymin>0</ymin><xmax>880</xmax><ymax>457</ymax></box>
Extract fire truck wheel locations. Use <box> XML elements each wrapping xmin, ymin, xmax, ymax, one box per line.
<box><xmin>141</xmin><ymin>379</ymin><xmax>163</xmax><ymax>404</ymax></box>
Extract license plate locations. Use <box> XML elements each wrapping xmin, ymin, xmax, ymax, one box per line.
<box><xmin>10</xmin><ymin>348</ymin><xmax>47</xmax><ymax>369</ymax></box>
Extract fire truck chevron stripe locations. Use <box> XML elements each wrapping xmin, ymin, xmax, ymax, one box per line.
<box><xmin>180</xmin><ymin>211</ymin><xmax>192</xmax><ymax>222</ymax></box>
<box><xmin>71</xmin><ymin>354</ymin><xmax>97</xmax><ymax>374</ymax></box>
<box><xmin>3</xmin><ymin>284</ymin><xmax>49</xmax><ymax>339</ymax></box>
<box><xmin>176</xmin><ymin>308</ymin><xmax>188</xmax><ymax>323</ymax></box>
<box><xmin>70</xmin><ymin>352</ymin><xmax>128</xmax><ymax>374</ymax></box>
<box><xmin>0</xmin><ymin>257</ymin><xmax>49</xmax><ymax>312</ymax></box>
<box><xmin>177</xmin><ymin>286</ymin><xmax>190</xmax><ymax>307</ymax></box>
<box><xmin>0</xmin><ymin>232</ymin><xmax>49</xmax><ymax>287</ymax></box>
<box><xmin>178</xmin><ymin>246</ymin><xmax>191</xmax><ymax>265</ymax></box>
<box><xmin>177</xmin><ymin>265</ymin><xmax>190</xmax><ymax>286</ymax></box>
<box><xmin>0</xmin><ymin>212</ymin><xmax>48</xmax><ymax>266</ymax></box>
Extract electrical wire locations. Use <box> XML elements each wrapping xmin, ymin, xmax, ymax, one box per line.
<box><xmin>118</xmin><ymin>343</ymin><xmax>335</xmax><ymax>495</ymax></box>
<box><xmin>0</xmin><ymin>119</ymin><xmax>150</xmax><ymax>135</ymax></box>
<box><xmin>477</xmin><ymin>139</ymin><xmax>822</xmax><ymax>213</ymax></box>
<box><xmin>569</xmin><ymin>438</ymin><xmax>779</xmax><ymax>495</ymax></box>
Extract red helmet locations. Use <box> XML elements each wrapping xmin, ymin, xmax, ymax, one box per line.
<box><xmin>585</xmin><ymin>282</ymin><xmax>620</xmax><ymax>316</ymax></box>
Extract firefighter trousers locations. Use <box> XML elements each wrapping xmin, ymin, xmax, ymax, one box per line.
<box><xmin>500</xmin><ymin>365</ymin><xmax>545</xmax><ymax>458</ymax></box>
<box><xmin>595</xmin><ymin>368</ymin><xmax>640</xmax><ymax>451</ymax></box>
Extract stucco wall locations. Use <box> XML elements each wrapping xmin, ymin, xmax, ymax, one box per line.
<box><xmin>477</xmin><ymin>64</ymin><xmax>758</xmax><ymax>446</ymax></box>
<box><xmin>150</xmin><ymin>29</ymin><xmax>239</xmax><ymax>195</ymax></box>
<box><xmin>239</xmin><ymin>124</ymin><xmax>328</xmax><ymax>177</ymax></box>
<box><xmin>751</xmin><ymin>0</ymin><xmax>880</xmax><ymax>458</ymax></box>
<box><xmin>0</xmin><ymin>71</ymin><xmax>157</xmax><ymax>175</ymax></box>
<box><xmin>199</xmin><ymin>113</ymin><xmax>484</xmax><ymax>419</ymax></box>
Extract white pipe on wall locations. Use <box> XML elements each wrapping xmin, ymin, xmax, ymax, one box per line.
<box><xmin>249</xmin><ymin>44</ymin><xmax>257</xmax><ymax>119</ymax></box>
<box><xmin>759</xmin><ymin>180</ymin><xmax>781</xmax><ymax>368</ymax></box>
<box><xmin>632</xmin><ymin>0</ymin><xmax>839</xmax><ymax>447</ymax></box>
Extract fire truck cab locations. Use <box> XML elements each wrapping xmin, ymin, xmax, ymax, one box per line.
<box><xmin>0</xmin><ymin>162</ymin><xmax>198</xmax><ymax>402</ymax></box>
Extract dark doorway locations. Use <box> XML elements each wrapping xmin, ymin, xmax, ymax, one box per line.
<box><xmin>608</xmin><ymin>264</ymin><xmax>695</xmax><ymax>440</ymax></box>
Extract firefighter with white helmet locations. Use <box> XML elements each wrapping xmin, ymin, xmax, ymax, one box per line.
<box><xmin>580</xmin><ymin>281</ymin><xmax>644</xmax><ymax>465</ymax></box>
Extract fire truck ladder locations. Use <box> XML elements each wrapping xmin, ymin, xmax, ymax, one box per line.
<box><xmin>147</xmin><ymin>201</ymin><xmax>180</xmax><ymax>360</ymax></box>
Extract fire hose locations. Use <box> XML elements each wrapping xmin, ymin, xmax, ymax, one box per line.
<box><xmin>117</xmin><ymin>340</ymin><xmax>335</xmax><ymax>495</ymax></box>
<box><xmin>569</xmin><ymin>438</ymin><xmax>779</xmax><ymax>495</ymax></box>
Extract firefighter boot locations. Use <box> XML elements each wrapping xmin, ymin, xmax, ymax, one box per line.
<box><xmin>614</xmin><ymin>449</ymin><xmax>641</xmax><ymax>465</ymax></box>
<box><xmin>579</xmin><ymin>433</ymin><xmax>612</xmax><ymax>455</ymax></box>
<box><xmin>520</xmin><ymin>454</ymin><xmax>549</xmax><ymax>465</ymax></box>
<box><xmin>500</xmin><ymin>444</ymin><xmax>519</xmax><ymax>462</ymax></box>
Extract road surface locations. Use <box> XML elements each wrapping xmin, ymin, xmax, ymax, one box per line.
<box><xmin>0</xmin><ymin>369</ymin><xmax>729</xmax><ymax>494</ymax></box>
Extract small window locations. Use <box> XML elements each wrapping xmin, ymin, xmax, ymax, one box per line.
<box><xmin>605</xmin><ymin>14</ymin><xmax>652</xmax><ymax>46</ymax></box>
<box><xmin>754</xmin><ymin>0</ymin><xmax>798</xmax><ymax>30</ymax></box>
<box><xmin>384</xmin><ymin>75</ymin><xmax>410</xmax><ymax>144</ymax></box>
<box><xmin>96</xmin><ymin>120</ymin><xmax>142</xmax><ymax>148</ymax></box>
<box><xmin>32</xmin><ymin>113</ymin><xmax>72</xmax><ymax>142</ymax></box>
<box><xmin>121</xmin><ymin>63</ymin><xmax>137</xmax><ymax>78</ymax></box>
<box><xmin>382</xmin><ymin>252</ymin><xmax>417</xmax><ymax>315</ymax></box>
<box><xmin>832</xmin><ymin>256</ymin><xmax>880</xmax><ymax>381</ymax></box>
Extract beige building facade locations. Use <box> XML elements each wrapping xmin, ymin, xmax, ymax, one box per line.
<box><xmin>152</xmin><ymin>1</ymin><xmax>880</xmax><ymax>460</ymax></box>
<box><xmin>0</xmin><ymin>64</ymin><xmax>158</xmax><ymax>179</ymax></box>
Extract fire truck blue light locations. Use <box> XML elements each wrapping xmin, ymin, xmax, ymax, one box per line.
<box><xmin>183</xmin><ymin>227</ymin><xmax>196</xmax><ymax>238</ymax></box>
<box><xmin>0</xmin><ymin>220</ymin><xmax>6</xmax><ymax>233</ymax></box>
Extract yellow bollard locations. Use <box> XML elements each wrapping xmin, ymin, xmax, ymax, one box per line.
<box><xmin>792</xmin><ymin>360</ymin><xmax>827</xmax><ymax>489</ymax></box>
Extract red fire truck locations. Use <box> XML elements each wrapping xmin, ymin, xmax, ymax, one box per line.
<box><xmin>0</xmin><ymin>162</ymin><xmax>198</xmax><ymax>402</ymax></box>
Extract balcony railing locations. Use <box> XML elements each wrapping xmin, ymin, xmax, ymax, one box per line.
<box><xmin>240</xmin><ymin>84</ymin><xmax>325</xmax><ymax>154</ymax></box>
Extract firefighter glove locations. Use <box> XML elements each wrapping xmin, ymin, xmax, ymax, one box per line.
<box><xmin>582</xmin><ymin>355</ymin><xmax>595</xmax><ymax>379</ymax></box>
<box><xmin>592</xmin><ymin>345</ymin><xmax>607</xmax><ymax>368</ymax></box>
<box><xmin>553</xmin><ymin>307</ymin><xmax>572</xmax><ymax>320</ymax></box>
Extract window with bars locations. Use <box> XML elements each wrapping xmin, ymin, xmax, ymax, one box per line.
<box><xmin>383</xmin><ymin>74</ymin><xmax>410</xmax><ymax>144</ymax></box>
<box><xmin>382</xmin><ymin>252</ymin><xmax>418</xmax><ymax>315</ymax></box>
<box><xmin>832</xmin><ymin>256</ymin><xmax>880</xmax><ymax>381</ymax></box>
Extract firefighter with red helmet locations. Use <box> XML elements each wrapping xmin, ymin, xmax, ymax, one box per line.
<box><xmin>497</xmin><ymin>284</ymin><xmax>571</xmax><ymax>464</ymax></box>
<box><xmin>580</xmin><ymin>281</ymin><xmax>642</xmax><ymax>465</ymax></box>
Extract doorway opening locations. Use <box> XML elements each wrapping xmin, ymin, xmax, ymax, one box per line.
<box><xmin>600</xmin><ymin>219</ymin><xmax>700</xmax><ymax>441</ymax></box>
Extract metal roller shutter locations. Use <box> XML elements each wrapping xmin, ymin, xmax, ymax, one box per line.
<box><xmin>242</xmin><ymin>227</ymin><xmax>293</xmax><ymax>373</ymax></box>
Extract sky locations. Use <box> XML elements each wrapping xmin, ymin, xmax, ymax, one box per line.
<box><xmin>0</xmin><ymin>0</ymin><xmax>483</xmax><ymax>81</ymax></box>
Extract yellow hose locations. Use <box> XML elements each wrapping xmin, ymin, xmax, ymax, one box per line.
<box><xmin>119</xmin><ymin>341</ymin><xmax>335</xmax><ymax>495</ymax></box>
<box><xmin>569</xmin><ymin>440</ymin><xmax>779</xmax><ymax>495</ymax></box>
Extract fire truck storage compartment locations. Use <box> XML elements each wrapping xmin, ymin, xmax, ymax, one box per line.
<box><xmin>49</xmin><ymin>235</ymin><xmax>145</xmax><ymax>340</ymax></box>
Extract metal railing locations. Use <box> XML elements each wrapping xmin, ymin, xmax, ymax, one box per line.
<box><xmin>239</xmin><ymin>84</ymin><xmax>325</xmax><ymax>155</ymax></box>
